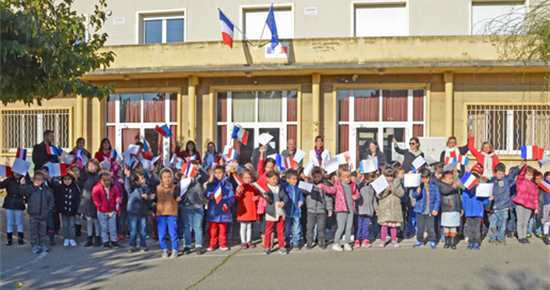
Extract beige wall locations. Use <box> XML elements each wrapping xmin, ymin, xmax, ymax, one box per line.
<box><xmin>409</xmin><ymin>0</ymin><xmax>470</xmax><ymax>36</ymax></box>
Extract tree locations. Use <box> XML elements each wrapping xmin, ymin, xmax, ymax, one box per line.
<box><xmin>0</xmin><ymin>0</ymin><xmax>115</xmax><ymax>105</ymax></box>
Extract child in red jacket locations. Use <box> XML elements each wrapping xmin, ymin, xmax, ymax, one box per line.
<box><xmin>235</xmin><ymin>169</ymin><xmax>260</xmax><ymax>249</ymax></box>
<box><xmin>93</xmin><ymin>170</ymin><xmax>121</xmax><ymax>248</ymax></box>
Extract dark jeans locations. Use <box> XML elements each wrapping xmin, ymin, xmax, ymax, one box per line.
<box><xmin>306</xmin><ymin>212</ymin><xmax>326</xmax><ymax>245</ymax></box>
<box><xmin>356</xmin><ymin>215</ymin><xmax>371</xmax><ymax>242</ymax></box>
<box><xmin>128</xmin><ymin>214</ymin><xmax>147</xmax><ymax>248</ymax></box>
<box><xmin>416</xmin><ymin>213</ymin><xmax>436</xmax><ymax>243</ymax></box>
<box><xmin>117</xmin><ymin>207</ymin><xmax>127</xmax><ymax>236</ymax></box>
<box><xmin>465</xmin><ymin>217</ymin><xmax>482</xmax><ymax>244</ymax></box>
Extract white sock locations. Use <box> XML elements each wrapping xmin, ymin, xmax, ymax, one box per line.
<box><xmin>544</xmin><ymin>223</ymin><xmax>550</xmax><ymax>235</ymax></box>
<box><xmin>240</xmin><ymin>223</ymin><xmax>247</xmax><ymax>243</ymax></box>
<box><xmin>246</xmin><ymin>223</ymin><xmax>252</xmax><ymax>243</ymax></box>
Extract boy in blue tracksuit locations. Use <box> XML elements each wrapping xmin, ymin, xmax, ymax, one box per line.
<box><xmin>282</xmin><ymin>170</ymin><xmax>305</xmax><ymax>251</ymax></box>
<box><xmin>487</xmin><ymin>163</ymin><xmax>520</xmax><ymax>245</ymax></box>
<box><xmin>413</xmin><ymin>169</ymin><xmax>440</xmax><ymax>249</ymax></box>
<box><xmin>463</xmin><ymin>181</ymin><xmax>490</xmax><ymax>250</ymax></box>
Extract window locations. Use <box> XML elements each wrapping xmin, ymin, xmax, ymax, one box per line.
<box><xmin>1</xmin><ymin>109</ymin><xmax>70</xmax><ymax>153</ymax></box>
<box><xmin>216</xmin><ymin>90</ymin><xmax>298</xmax><ymax>164</ymax></box>
<box><xmin>471</xmin><ymin>1</ymin><xmax>525</xmax><ymax>35</ymax></box>
<box><xmin>140</xmin><ymin>12</ymin><xmax>185</xmax><ymax>44</ymax></box>
<box><xmin>467</xmin><ymin>105</ymin><xmax>550</xmax><ymax>155</ymax></box>
<box><xmin>106</xmin><ymin>93</ymin><xmax>178</xmax><ymax>159</ymax></box>
<box><xmin>354</xmin><ymin>3</ymin><xmax>408</xmax><ymax>37</ymax></box>
<box><xmin>243</xmin><ymin>6</ymin><xmax>294</xmax><ymax>40</ymax></box>
<box><xmin>337</xmin><ymin>89</ymin><xmax>425</xmax><ymax>166</ymax></box>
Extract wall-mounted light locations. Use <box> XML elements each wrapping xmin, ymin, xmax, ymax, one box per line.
<box><xmin>123</xmin><ymin>75</ymin><xmax>130</xmax><ymax>81</ymax></box>
<box><xmin>245</xmin><ymin>72</ymin><xmax>253</xmax><ymax>78</ymax></box>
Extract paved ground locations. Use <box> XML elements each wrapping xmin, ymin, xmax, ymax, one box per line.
<box><xmin>1</xmin><ymin>205</ymin><xmax>549</xmax><ymax>290</ymax></box>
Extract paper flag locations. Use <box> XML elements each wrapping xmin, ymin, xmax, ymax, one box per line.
<box><xmin>0</xmin><ymin>165</ymin><xmax>12</xmax><ymax>178</ymax></box>
<box><xmin>425</xmin><ymin>155</ymin><xmax>437</xmax><ymax>165</ymax></box>
<box><xmin>44</xmin><ymin>163</ymin><xmax>67</xmax><ymax>178</ymax></box>
<box><xmin>258</xmin><ymin>133</ymin><xmax>274</xmax><ymax>146</ymax></box>
<box><xmin>12</xmin><ymin>159</ymin><xmax>31</xmax><ymax>176</ymax></box>
<box><xmin>323</xmin><ymin>158</ymin><xmax>339</xmax><ymax>175</ymax></box>
<box><xmin>521</xmin><ymin>145</ymin><xmax>539</xmax><ymax>160</ymax></box>
<box><xmin>371</xmin><ymin>175</ymin><xmax>389</xmax><ymax>195</ymax></box>
<box><xmin>303</xmin><ymin>162</ymin><xmax>314</xmax><ymax>177</ymax></box>
<box><xmin>155</xmin><ymin>124</ymin><xmax>173</xmax><ymax>138</ymax></box>
<box><xmin>461</xmin><ymin>172</ymin><xmax>478</xmax><ymax>190</ymax></box>
<box><xmin>359</xmin><ymin>159</ymin><xmax>376</xmax><ymax>174</ymax></box>
<box><xmin>412</xmin><ymin>156</ymin><xmax>426</xmax><ymax>170</ymax></box>
<box><xmin>231</xmin><ymin>125</ymin><xmax>249</xmax><ymax>146</ymax></box>
<box><xmin>539</xmin><ymin>153</ymin><xmax>549</xmax><ymax>168</ymax></box>
<box><xmin>179</xmin><ymin>178</ymin><xmax>192</xmax><ymax>197</ymax></box>
<box><xmin>293</xmin><ymin>149</ymin><xmax>306</xmax><ymax>163</ymax></box>
<box><xmin>368</xmin><ymin>156</ymin><xmax>379</xmax><ymax>169</ymax></box>
<box><xmin>335</xmin><ymin>152</ymin><xmax>351</xmax><ymax>165</ymax></box>
<box><xmin>444</xmin><ymin>162</ymin><xmax>460</xmax><ymax>172</ymax></box>
<box><xmin>476</xmin><ymin>183</ymin><xmax>494</xmax><ymax>197</ymax></box>
<box><xmin>404</xmin><ymin>173</ymin><xmax>421</xmax><ymax>188</ymax></box>
<box><xmin>539</xmin><ymin>179</ymin><xmax>550</xmax><ymax>193</ymax></box>
<box><xmin>298</xmin><ymin>181</ymin><xmax>313</xmax><ymax>193</ymax></box>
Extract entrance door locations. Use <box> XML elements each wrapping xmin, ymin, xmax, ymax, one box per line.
<box><xmin>231</xmin><ymin>127</ymin><xmax>282</xmax><ymax>165</ymax></box>
<box><xmin>117</xmin><ymin>125</ymin><xmax>171</xmax><ymax>160</ymax></box>
<box><xmin>350</xmin><ymin>124</ymin><xmax>410</xmax><ymax>169</ymax></box>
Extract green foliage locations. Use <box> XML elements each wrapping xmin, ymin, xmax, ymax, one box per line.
<box><xmin>0</xmin><ymin>0</ymin><xmax>115</xmax><ymax>105</ymax></box>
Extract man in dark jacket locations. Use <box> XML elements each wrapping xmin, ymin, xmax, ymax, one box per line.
<box><xmin>251</xmin><ymin>144</ymin><xmax>277</xmax><ymax>170</ymax></box>
<box><xmin>32</xmin><ymin>130</ymin><xmax>60</xmax><ymax>171</ymax></box>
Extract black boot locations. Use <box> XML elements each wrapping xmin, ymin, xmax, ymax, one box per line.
<box><xmin>543</xmin><ymin>235</ymin><xmax>550</xmax><ymax>246</ymax></box>
<box><xmin>94</xmin><ymin>236</ymin><xmax>101</xmax><ymax>247</ymax></box>
<box><xmin>84</xmin><ymin>236</ymin><xmax>93</xmax><ymax>247</ymax></box>
<box><xmin>18</xmin><ymin>232</ymin><xmax>25</xmax><ymax>245</ymax></box>
<box><xmin>450</xmin><ymin>236</ymin><xmax>457</xmax><ymax>250</ymax></box>
<box><xmin>75</xmin><ymin>225</ymin><xmax>81</xmax><ymax>237</ymax></box>
<box><xmin>443</xmin><ymin>236</ymin><xmax>450</xmax><ymax>249</ymax></box>
<box><xmin>6</xmin><ymin>233</ymin><xmax>13</xmax><ymax>246</ymax></box>
<box><xmin>49</xmin><ymin>233</ymin><xmax>55</xmax><ymax>245</ymax></box>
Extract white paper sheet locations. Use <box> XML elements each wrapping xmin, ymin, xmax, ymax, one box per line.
<box><xmin>476</xmin><ymin>183</ymin><xmax>494</xmax><ymax>197</ymax></box>
<box><xmin>404</xmin><ymin>173</ymin><xmax>421</xmax><ymax>188</ymax></box>
<box><xmin>371</xmin><ymin>175</ymin><xmax>389</xmax><ymax>195</ymax></box>
<box><xmin>386</xmin><ymin>128</ymin><xmax>394</xmax><ymax>135</ymax></box>
<box><xmin>298</xmin><ymin>181</ymin><xmax>313</xmax><ymax>192</ymax></box>
<box><xmin>425</xmin><ymin>155</ymin><xmax>437</xmax><ymax>165</ymax></box>
<box><xmin>100</xmin><ymin>160</ymin><xmax>111</xmax><ymax>170</ymax></box>
<box><xmin>258</xmin><ymin>133</ymin><xmax>274</xmax><ymax>146</ymax></box>
<box><xmin>359</xmin><ymin>159</ymin><xmax>377</xmax><ymax>174</ymax></box>
<box><xmin>303</xmin><ymin>162</ymin><xmax>315</xmax><ymax>177</ymax></box>
<box><xmin>11</xmin><ymin>158</ymin><xmax>31</xmax><ymax>176</ymax></box>
<box><xmin>443</xmin><ymin>162</ymin><xmax>460</xmax><ymax>172</ymax></box>
<box><xmin>179</xmin><ymin>177</ymin><xmax>192</xmax><ymax>197</ymax></box>
<box><xmin>368</xmin><ymin>155</ymin><xmax>379</xmax><ymax>169</ymax></box>
<box><xmin>323</xmin><ymin>158</ymin><xmax>339</xmax><ymax>175</ymax></box>
<box><xmin>293</xmin><ymin>149</ymin><xmax>306</xmax><ymax>163</ymax></box>
<box><xmin>412</xmin><ymin>156</ymin><xmax>426</xmax><ymax>170</ymax></box>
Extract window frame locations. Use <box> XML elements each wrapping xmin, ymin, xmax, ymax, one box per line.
<box><xmin>469</xmin><ymin>0</ymin><xmax>528</xmax><ymax>35</ymax></box>
<box><xmin>351</xmin><ymin>0</ymin><xmax>409</xmax><ymax>37</ymax></box>
<box><xmin>136</xmin><ymin>9</ymin><xmax>187</xmax><ymax>44</ymax></box>
<box><xmin>239</xmin><ymin>3</ymin><xmax>295</xmax><ymax>41</ymax></box>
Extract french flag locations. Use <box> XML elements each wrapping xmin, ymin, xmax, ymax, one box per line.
<box><xmin>109</xmin><ymin>150</ymin><xmax>118</xmax><ymax>162</ymax></box>
<box><xmin>521</xmin><ymin>145</ymin><xmax>540</xmax><ymax>160</ymax></box>
<box><xmin>142</xmin><ymin>137</ymin><xmax>151</xmax><ymax>154</ymax></box>
<box><xmin>540</xmin><ymin>179</ymin><xmax>550</xmax><ymax>193</ymax></box>
<box><xmin>445</xmin><ymin>156</ymin><xmax>457</xmax><ymax>164</ymax></box>
<box><xmin>155</xmin><ymin>124</ymin><xmax>172</xmax><ymax>138</ymax></box>
<box><xmin>209</xmin><ymin>162</ymin><xmax>219</xmax><ymax>169</ymax></box>
<box><xmin>185</xmin><ymin>155</ymin><xmax>197</xmax><ymax>162</ymax></box>
<box><xmin>0</xmin><ymin>165</ymin><xmax>12</xmax><ymax>178</ymax></box>
<box><xmin>16</xmin><ymin>148</ymin><xmax>27</xmax><ymax>160</ymax></box>
<box><xmin>283</xmin><ymin>157</ymin><xmax>296</xmax><ymax>170</ymax></box>
<box><xmin>233</xmin><ymin>173</ymin><xmax>244</xmax><ymax>186</ymax></box>
<box><xmin>461</xmin><ymin>172</ymin><xmax>478</xmax><ymax>190</ymax></box>
<box><xmin>253</xmin><ymin>181</ymin><xmax>270</xmax><ymax>194</ymax></box>
<box><xmin>223</xmin><ymin>145</ymin><xmax>237</xmax><ymax>161</ymax></box>
<box><xmin>45</xmin><ymin>163</ymin><xmax>68</xmax><ymax>178</ymax></box>
<box><xmin>231</xmin><ymin>125</ymin><xmax>249</xmax><ymax>146</ymax></box>
<box><xmin>457</xmin><ymin>155</ymin><xmax>469</xmax><ymax>166</ymax></box>
<box><xmin>182</xmin><ymin>162</ymin><xmax>197</xmax><ymax>179</ymax></box>
<box><xmin>210</xmin><ymin>183</ymin><xmax>223</xmax><ymax>204</ymax></box>
<box><xmin>46</xmin><ymin>146</ymin><xmax>59</xmax><ymax>156</ymax></box>
<box><xmin>219</xmin><ymin>9</ymin><xmax>234</xmax><ymax>49</ymax></box>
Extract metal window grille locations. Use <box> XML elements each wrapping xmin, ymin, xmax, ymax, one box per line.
<box><xmin>1</xmin><ymin>109</ymin><xmax>70</xmax><ymax>153</ymax></box>
<box><xmin>467</xmin><ymin>105</ymin><xmax>550</xmax><ymax>155</ymax></box>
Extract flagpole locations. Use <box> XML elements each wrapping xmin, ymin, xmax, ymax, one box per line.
<box><xmin>217</xmin><ymin>7</ymin><xmax>258</xmax><ymax>48</ymax></box>
<box><xmin>256</xmin><ymin>2</ymin><xmax>274</xmax><ymax>49</ymax></box>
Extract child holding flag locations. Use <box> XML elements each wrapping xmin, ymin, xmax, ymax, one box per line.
<box><xmin>205</xmin><ymin>165</ymin><xmax>234</xmax><ymax>252</ymax></box>
<box><xmin>376</xmin><ymin>168</ymin><xmax>405</xmax><ymax>248</ymax></box>
<box><xmin>412</xmin><ymin>169</ymin><xmax>441</xmax><ymax>249</ymax></box>
<box><xmin>235</xmin><ymin>169</ymin><xmax>260</xmax><ymax>249</ymax></box>
<box><xmin>261</xmin><ymin>170</ymin><xmax>290</xmax><ymax>255</ymax></box>
<box><xmin>49</xmin><ymin>171</ymin><xmax>81</xmax><ymax>247</ymax></box>
<box><xmin>156</xmin><ymin>168</ymin><xmax>179</xmax><ymax>258</ymax></box>
<box><xmin>125</xmin><ymin>171</ymin><xmax>151</xmax><ymax>253</ymax></box>
<box><xmin>92</xmin><ymin>170</ymin><xmax>121</xmax><ymax>248</ymax></box>
<box><xmin>79</xmin><ymin>159</ymin><xmax>102</xmax><ymax>247</ymax></box>
<box><xmin>281</xmin><ymin>170</ymin><xmax>305</xmax><ymax>251</ymax></box>
<box><xmin>513</xmin><ymin>162</ymin><xmax>539</xmax><ymax>245</ymax></box>
<box><xmin>487</xmin><ymin>163</ymin><xmax>520</xmax><ymax>245</ymax></box>
<box><xmin>462</xmin><ymin>164</ymin><xmax>490</xmax><ymax>250</ymax></box>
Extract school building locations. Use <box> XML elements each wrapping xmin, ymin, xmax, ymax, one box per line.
<box><xmin>1</xmin><ymin>0</ymin><xmax>549</xmax><ymax>171</ymax></box>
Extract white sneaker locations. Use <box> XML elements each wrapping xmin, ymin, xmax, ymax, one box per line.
<box><xmin>69</xmin><ymin>240</ymin><xmax>77</xmax><ymax>247</ymax></box>
<box><xmin>332</xmin><ymin>244</ymin><xmax>343</xmax><ymax>252</ymax></box>
<box><xmin>392</xmin><ymin>241</ymin><xmax>401</xmax><ymax>248</ymax></box>
<box><xmin>343</xmin><ymin>244</ymin><xmax>352</xmax><ymax>251</ymax></box>
<box><xmin>350</xmin><ymin>235</ymin><xmax>355</xmax><ymax>241</ymax></box>
<box><xmin>63</xmin><ymin>239</ymin><xmax>69</xmax><ymax>247</ymax></box>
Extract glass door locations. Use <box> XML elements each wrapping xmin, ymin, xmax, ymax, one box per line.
<box><xmin>350</xmin><ymin>125</ymin><xmax>410</xmax><ymax>169</ymax></box>
<box><xmin>117</xmin><ymin>125</ymin><xmax>171</xmax><ymax>160</ymax></box>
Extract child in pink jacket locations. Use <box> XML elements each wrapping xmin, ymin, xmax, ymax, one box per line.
<box><xmin>317</xmin><ymin>168</ymin><xmax>360</xmax><ymax>252</ymax></box>
<box><xmin>513</xmin><ymin>162</ymin><xmax>539</xmax><ymax>245</ymax></box>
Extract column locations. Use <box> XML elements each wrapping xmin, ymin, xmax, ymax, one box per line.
<box><xmin>312</xmin><ymin>73</ymin><xmax>321</xmax><ymax>143</ymax></box>
<box><xmin>188</xmin><ymin>76</ymin><xmax>199</xmax><ymax>141</ymax></box>
<box><xmin>444</xmin><ymin>72</ymin><xmax>453</xmax><ymax>137</ymax></box>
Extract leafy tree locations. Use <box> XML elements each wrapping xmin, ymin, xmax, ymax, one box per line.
<box><xmin>0</xmin><ymin>0</ymin><xmax>115</xmax><ymax>105</ymax></box>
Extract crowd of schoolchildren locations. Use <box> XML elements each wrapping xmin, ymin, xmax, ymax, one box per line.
<box><xmin>2</xmin><ymin>130</ymin><xmax>550</xmax><ymax>258</ymax></box>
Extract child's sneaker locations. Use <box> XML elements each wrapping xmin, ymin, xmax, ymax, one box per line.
<box><xmin>499</xmin><ymin>240</ymin><xmax>507</xmax><ymax>245</ymax></box>
<box><xmin>343</xmin><ymin>244</ymin><xmax>352</xmax><ymax>251</ymax></box>
<box><xmin>354</xmin><ymin>240</ymin><xmax>360</xmax><ymax>247</ymax></box>
<box><xmin>111</xmin><ymin>241</ymin><xmax>120</xmax><ymax>248</ymax></box>
<box><xmin>220</xmin><ymin>246</ymin><xmax>229</xmax><ymax>251</ymax></box>
<box><xmin>473</xmin><ymin>243</ymin><xmax>480</xmax><ymax>250</ymax></box>
<box><xmin>526</xmin><ymin>233</ymin><xmax>532</xmax><ymax>238</ymax></box>
<box><xmin>467</xmin><ymin>243</ymin><xmax>474</xmax><ymax>250</ymax></box>
<box><xmin>263</xmin><ymin>249</ymin><xmax>271</xmax><ymax>255</ymax></box>
<box><xmin>279</xmin><ymin>249</ymin><xmax>288</xmax><ymax>255</ymax></box>
<box><xmin>182</xmin><ymin>247</ymin><xmax>191</xmax><ymax>255</ymax></box>
<box><xmin>241</xmin><ymin>243</ymin><xmax>247</xmax><ymax>249</ymax></box>
<box><xmin>196</xmin><ymin>247</ymin><xmax>204</xmax><ymax>255</ymax></box>
<box><xmin>118</xmin><ymin>235</ymin><xmax>125</xmax><ymax>242</ymax></box>
<box><xmin>170</xmin><ymin>249</ymin><xmax>178</xmax><ymax>258</ymax></box>
<box><xmin>63</xmin><ymin>239</ymin><xmax>70</xmax><ymax>247</ymax></box>
<box><xmin>128</xmin><ymin>246</ymin><xmax>136</xmax><ymax>253</ymax></box>
<box><xmin>489</xmin><ymin>240</ymin><xmax>499</xmax><ymax>245</ymax></box>
<box><xmin>392</xmin><ymin>241</ymin><xmax>401</xmax><ymax>248</ymax></box>
<box><xmin>247</xmin><ymin>241</ymin><xmax>255</xmax><ymax>249</ymax></box>
<box><xmin>103</xmin><ymin>242</ymin><xmax>111</xmax><ymax>248</ymax></box>
<box><xmin>293</xmin><ymin>244</ymin><xmax>300</xmax><ymax>251</ymax></box>
<box><xmin>161</xmin><ymin>249</ymin><xmax>169</xmax><ymax>258</ymax></box>
<box><xmin>140</xmin><ymin>248</ymin><xmax>147</xmax><ymax>253</ymax></box>
<box><xmin>306</xmin><ymin>243</ymin><xmax>313</xmax><ymax>249</ymax></box>
<box><xmin>69</xmin><ymin>240</ymin><xmax>77</xmax><ymax>247</ymax></box>
<box><xmin>362</xmin><ymin>240</ymin><xmax>372</xmax><ymax>248</ymax></box>
<box><xmin>206</xmin><ymin>247</ymin><xmax>214</xmax><ymax>252</ymax></box>
<box><xmin>413</xmin><ymin>242</ymin><xmax>424</xmax><ymax>248</ymax></box>
<box><xmin>536</xmin><ymin>233</ymin><xmax>543</xmax><ymax>238</ymax></box>
<box><xmin>42</xmin><ymin>246</ymin><xmax>49</xmax><ymax>253</ymax></box>
<box><xmin>379</xmin><ymin>241</ymin><xmax>386</xmax><ymax>248</ymax></box>
<box><xmin>429</xmin><ymin>241</ymin><xmax>436</xmax><ymax>249</ymax></box>
<box><xmin>332</xmin><ymin>244</ymin><xmax>343</xmax><ymax>252</ymax></box>
<box><xmin>319</xmin><ymin>243</ymin><xmax>327</xmax><ymax>250</ymax></box>
<box><xmin>32</xmin><ymin>245</ymin><xmax>40</xmax><ymax>254</ymax></box>
<box><xmin>464</xmin><ymin>237</ymin><xmax>469</xmax><ymax>244</ymax></box>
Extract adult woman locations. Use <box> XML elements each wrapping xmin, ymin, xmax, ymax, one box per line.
<box><xmin>392</xmin><ymin>137</ymin><xmax>424</xmax><ymax>173</ymax></box>
<box><xmin>69</xmin><ymin>138</ymin><xmax>92</xmax><ymax>160</ymax></box>
<box><xmin>202</xmin><ymin>142</ymin><xmax>222</xmax><ymax>169</ymax></box>
<box><xmin>361</xmin><ymin>140</ymin><xmax>388</xmax><ymax>169</ymax></box>
<box><xmin>468</xmin><ymin>130</ymin><xmax>499</xmax><ymax>179</ymax></box>
<box><xmin>308</xmin><ymin>136</ymin><xmax>331</xmax><ymax>167</ymax></box>
<box><xmin>439</xmin><ymin>133</ymin><xmax>470</xmax><ymax>164</ymax></box>
<box><xmin>176</xmin><ymin>141</ymin><xmax>202</xmax><ymax>165</ymax></box>
<box><xmin>94</xmin><ymin>138</ymin><xmax>114</xmax><ymax>162</ymax></box>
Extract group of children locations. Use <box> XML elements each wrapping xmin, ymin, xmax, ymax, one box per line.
<box><xmin>2</xmin><ymin>143</ymin><xmax>550</xmax><ymax>258</ymax></box>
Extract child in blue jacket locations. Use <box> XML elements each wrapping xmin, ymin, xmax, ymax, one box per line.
<box><xmin>205</xmin><ymin>165</ymin><xmax>234</xmax><ymax>252</ymax></box>
<box><xmin>462</xmin><ymin>179</ymin><xmax>490</xmax><ymax>250</ymax></box>
<box><xmin>412</xmin><ymin>169</ymin><xmax>440</xmax><ymax>249</ymax></box>
<box><xmin>487</xmin><ymin>163</ymin><xmax>520</xmax><ymax>245</ymax></box>
<box><xmin>282</xmin><ymin>170</ymin><xmax>305</xmax><ymax>251</ymax></box>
